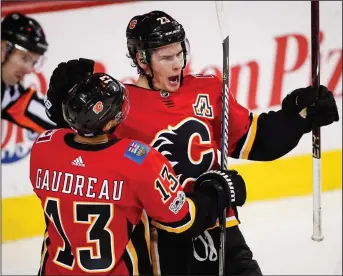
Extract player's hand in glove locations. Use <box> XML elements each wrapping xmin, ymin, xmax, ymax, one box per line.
<box><xmin>282</xmin><ymin>85</ymin><xmax>339</xmax><ymax>129</ymax></box>
<box><xmin>44</xmin><ymin>58</ymin><xmax>95</xmax><ymax>128</ymax></box>
<box><xmin>194</xmin><ymin>170</ymin><xmax>247</xmax><ymax>214</ymax></box>
<box><xmin>306</xmin><ymin>86</ymin><xmax>339</xmax><ymax>128</ymax></box>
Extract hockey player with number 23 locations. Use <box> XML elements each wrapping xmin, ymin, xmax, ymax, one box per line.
<box><xmin>45</xmin><ymin>10</ymin><xmax>339</xmax><ymax>276</ymax></box>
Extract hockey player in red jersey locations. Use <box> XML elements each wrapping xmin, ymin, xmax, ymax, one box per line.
<box><xmin>44</xmin><ymin>10</ymin><xmax>339</xmax><ymax>276</ymax></box>
<box><xmin>121</xmin><ymin>10</ymin><xmax>339</xmax><ymax>276</ymax></box>
<box><xmin>30</xmin><ymin>73</ymin><xmax>241</xmax><ymax>275</ymax></box>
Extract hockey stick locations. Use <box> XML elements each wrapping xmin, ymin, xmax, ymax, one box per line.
<box><xmin>311</xmin><ymin>0</ymin><xmax>323</xmax><ymax>242</ymax></box>
<box><xmin>215</xmin><ymin>1</ymin><xmax>230</xmax><ymax>275</ymax></box>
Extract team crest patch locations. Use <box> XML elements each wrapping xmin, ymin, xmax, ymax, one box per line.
<box><xmin>192</xmin><ymin>94</ymin><xmax>214</xmax><ymax>119</ymax></box>
<box><xmin>124</xmin><ymin>141</ymin><xmax>151</xmax><ymax>164</ymax></box>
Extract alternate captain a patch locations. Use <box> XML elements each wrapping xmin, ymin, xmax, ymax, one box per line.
<box><xmin>192</xmin><ymin>94</ymin><xmax>214</xmax><ymax>119</ymax></box>
<box><xmin>124</xmin><ymin>141</ymin><xmax>151</xmax><ymax>164</ymax></box>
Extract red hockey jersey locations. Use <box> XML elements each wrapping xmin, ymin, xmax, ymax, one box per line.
<box><xmin>115</xmin><ymin>74</ymin><xmax>251</xmax><ymax>226</ymax></box>
<box><xmin>30</xmin><ymin>129</ymin><xmax>197</xmax><ymax>275</ymax></box>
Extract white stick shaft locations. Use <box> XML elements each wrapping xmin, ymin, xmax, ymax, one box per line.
<box><xmin>312</xmin><ymin>156</ymin><xmax>323</xmax><ymax>241</ymax></box>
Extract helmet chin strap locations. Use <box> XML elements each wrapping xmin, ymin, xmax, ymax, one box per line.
<box><xmin>141</xmin><ymin>65</ymin><xmax>159</xmax><ymax>91</ymax></box>
<box><xmin>147</xmin><ymin>74</ymin><xmax>158</xmax><ymax>91</ymax></box>
<box><xmin>180</xmin><ymin>70</ymin><xmax>184</xmax><ymax>85</ymax></box>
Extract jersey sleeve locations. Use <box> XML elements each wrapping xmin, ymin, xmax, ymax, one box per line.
<box><xmin>210</xmin><ymin>75</ymin><xmax>310</xmax><ymax>161</ymax></box>
<box><xmin>134</xmin><ymin>147</ymin><xmax>196</xmax><ymax>234</ymax></box>
<box><xmin>132</xmin><ymin>145</ymin><xmax>218</xmax><ymax>237</ymax></box>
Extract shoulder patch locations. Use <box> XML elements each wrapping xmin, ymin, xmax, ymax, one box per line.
<box><xmin>124</xmin><ymin>141</ymin><xmax>151</xmax><ymax>164</ymax></box>
<box><xmin>36</xmin><ymin>129</ymin><xmax>58</xmax><ymax>144</ymax></box>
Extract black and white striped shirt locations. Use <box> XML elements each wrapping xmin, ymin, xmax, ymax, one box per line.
<box><xmin>1</xmin><ymin>80</ymin><xmax>56</xmax><ymax>133</ymax></box>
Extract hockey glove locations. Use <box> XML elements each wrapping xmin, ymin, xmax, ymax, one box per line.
<box><xmin>282</xmin><ymin>86</ymin><xmax>318</xmax><ymax>116</ymax></box>
<box><xmin>282</xmin><ymin>85</ymin><xmax>339</xmax><ymax>128</ymax></box>
<box><xmin>45</xmin><ymin>58</ymin><xmax>95</xmax><ymax>128</ymax></box>
<box><xmin>194</xmin><ymin>170</ymin><xmax>247</xmax><ymax>214</ymax></box>
<box><xmin>306</xmin><ymin>86</ymin><xmax>339</xmax><ymax>128</ymax></box>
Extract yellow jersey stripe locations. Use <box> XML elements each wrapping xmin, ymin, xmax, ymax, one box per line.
<box><xmin>206</xmin><ymin>216</ymin><xmax>239</xmax><ymax>231</ymax></box>
<box><xmin>150</xmin><ymin>198</ymin><xmax>196</xmax><ymax>233</ymax></box>
<box><xmin>126</xmin><ymin>239</ymin><xmax>139</xmax><ymax>275</ymax></box>
<box><xmin>141</xmin><ymin>210</ymin><xmax>151</xmax><ymax>263</ymax></box>
<box><xmin>240</xmin><ymin>114</ymin><xmax>259</xmax><ymax>159</ymax></box>
<box><xmin>39</xmin><ymin>231</ymin><xmax>49</xmax><ymax>274</ymax></box>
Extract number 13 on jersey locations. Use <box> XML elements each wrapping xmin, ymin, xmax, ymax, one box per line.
<box><xmin>154</xmin><ymin>164</ymin><xmax>179</xmax><ymax>203</ymax></box>
<box><xmin>41</xmin><ymin>197</ymin><xmax>115</xmax><ymax>273</ymax></box>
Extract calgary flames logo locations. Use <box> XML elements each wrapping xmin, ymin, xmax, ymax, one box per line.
<box><xmin>129</xmin><ymin>19</ymin><xmax>137</xmax><ymax>29</ymax></box>
<box><xmin>93</xmin><ymin>101</ymin><xmax>103</xmax><ymax>114</ymax></box>
<box><xmin>150</xmin><ymin>118</ymin><xmax>215</xmax><ymax>189</ymax></box>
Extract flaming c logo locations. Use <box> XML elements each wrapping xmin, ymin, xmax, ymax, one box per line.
<box><xmin>93</xmin><ymin>101</ymin><xmax>103</xmax><ymax>114</ymax></box>
<box><xmin>129</xmin><ymin>19</ymin><xmax>137</xmax><ymax>29</ymax></box>
<box><xmin>150</xmin><ymin>118</ymin><xmax>215</xmax><ymax>188</ymax></box>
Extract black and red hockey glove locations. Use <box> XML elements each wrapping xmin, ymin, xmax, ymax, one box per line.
<box><xmin>44</xmin><ymin>58</ymin><xmax>94</xmax><ymax>128</ymax></box>
<box><xmin>282</xmin><ymin>85</ymin><xmax>339</xmax><ymax>129</ymax></box>
<box><xmin>306</xmin><ymin>86</ymin><xmax>339</xmax><ymax>128</ymax></box>
<box><xmin>194</xmin><ymin>170</ymin><xmax>247</xmax><ymax>214</ymax></box>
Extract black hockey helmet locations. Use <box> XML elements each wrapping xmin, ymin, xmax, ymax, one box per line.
<box><xmin>62</xmin><ymin>73</ymin><xmax>130</xmax><ymax>137</ymax></box>
<box><xmin>1</xmin><ymin>12</ymin><xmax>48</xmax><ymax>56</ymax></box>
<box><xmin>126</xmin><ymin>10</ymin><xmax>189</xmax><ymax>68</ymax></box>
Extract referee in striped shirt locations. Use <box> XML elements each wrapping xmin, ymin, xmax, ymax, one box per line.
<box><xmin>1</xmin><ymin>12</ymin><xmax>55</xmax><ymax>133</ymax></box>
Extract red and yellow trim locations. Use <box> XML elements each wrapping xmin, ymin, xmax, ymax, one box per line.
<box><xmin>150</xmin><ymin>199</ymin><xmax>196</xmax><ymax>234</ymax></box>
<box><xmin>126</xmin><ymin>239</ymin><xmax>138</xmax><ymax>275</ymax></box>
<box><xmin>240</xmin><ymin>114</ymin><xmax>259</xmax><ymax>159</ymax></box>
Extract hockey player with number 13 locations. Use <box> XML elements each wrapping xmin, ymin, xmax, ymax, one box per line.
<box><xmin>31</xmin><ymin>73</ymin><xmax>238</xmax><ymax>275</ymax></box>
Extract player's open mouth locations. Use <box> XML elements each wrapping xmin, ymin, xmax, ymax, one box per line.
<box><xmin>168</xmin><ymin>75</ymin><xmax>180</xmax><ymax>85</ymax></box>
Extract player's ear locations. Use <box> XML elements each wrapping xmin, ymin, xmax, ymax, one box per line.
<box><xmin>136</xmin><ymin>52</ymin><xmax>149</xmax><ymax>71</ymax></box>
<box><xmin>103</xmin><ymin>119</ymin><xmax>117</xmax><ymax>132</ymax></box>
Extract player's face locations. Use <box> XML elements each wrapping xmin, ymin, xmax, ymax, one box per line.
<box><xmin>150</xmin><ymin>42</ymin><xmax>184</xmax><ymax>93</ymax></box>
<box><xmin>1</xmin><ymin>45</ymin><xmax>40</xmax><ymax>86</ymax></box>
